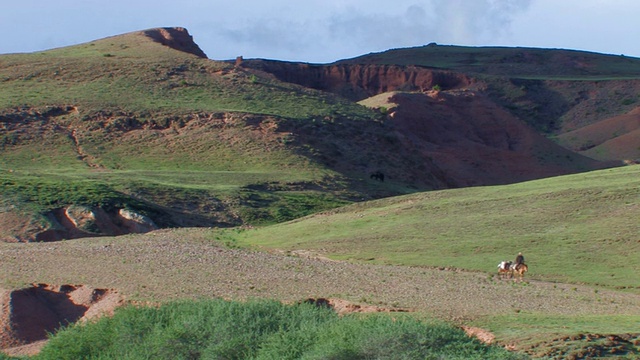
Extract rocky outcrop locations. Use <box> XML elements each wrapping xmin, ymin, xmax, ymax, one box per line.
<box><xmin>65</xmin><ymin>205</ymin><xmax>101</xmax><ymax>234</ymax></box>
<box><xmin>142</xmin><ymin>27</ymin><xmax>207</xmax><ymax>58</ymax></box>
<box><xmin>118</xmin><ymin>209</ymin><xmax>158</xmax><ymax>233</ymax></box>
<box><xmin>241</xmin><ymin>60</ymin><xmax>475</xmax><ymax>101</ymax></box>
<box><xmin>28</xmin><ymin>207</ymin><xmax>158</xmax><ymax>242</ymax></box>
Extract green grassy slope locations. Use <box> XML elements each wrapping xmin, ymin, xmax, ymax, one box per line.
<box><xmin>0</xmin><ymin>29</ymin><xmax>387</xmax><ymax>234</ymax></box>
<box><xmin>2</xmin><ymin>166</ymin><xmax>639</xmax><ymax>357</ymax></box>
<box><xmin>233</xmin><ymin>164</ymin><xmax>640</xmax><ymax>290</ymax></box>
<box><xmin>0</xmin><ymin>30</ymin><xmax>373</xmax><ymax>118</ymax></box>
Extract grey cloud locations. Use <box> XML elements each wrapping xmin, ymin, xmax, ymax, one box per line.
<box><xmin>432</xmin><ymin>0</ymin><xmax>533</xmax><ymax>43</ymax></box>
<box><xmin>328</xmin><ymin>0</ymin><xmax>533</xmax><ymax>49</ymax></box>
<box><xmin>327</xmin><ymin>7</ymin><xmax>432</xmax><ymax>49</ymax></box>
<box><xmin>216</xmin><ymin>19</ymin><xmax>320</xmax><ymax>60</ymax></box>
<box><xmin>211</xmin><ymin>0</ymin><xmax>533</xmax><ymax>62</ymax></box>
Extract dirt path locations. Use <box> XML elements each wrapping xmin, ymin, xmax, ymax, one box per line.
<box><xmin>1</xmin><ymin>230</ymin><xmax>638</xmax><ymax>319</ymax></box>
<box><xmin>1</xmin><ymin>229</ymin><xmax>639</xmax><ymax>356</ymax></box>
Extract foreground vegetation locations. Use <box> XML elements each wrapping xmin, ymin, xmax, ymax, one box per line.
<box><xmin>14</xmin><ymin>299</ymin><xmax>521</xmax><ymax>360</ymax></box>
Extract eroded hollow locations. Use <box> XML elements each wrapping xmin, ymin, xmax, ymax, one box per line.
<box><xmin>0</xmin><ymin>284</ymin><xmax>123</xmax><ymax>351</ymax></box>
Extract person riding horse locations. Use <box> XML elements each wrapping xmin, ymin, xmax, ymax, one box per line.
<box><xmin>511</xmin><ymin>252</ymin><xmax>525</xmax><ymax>271</ymax></box>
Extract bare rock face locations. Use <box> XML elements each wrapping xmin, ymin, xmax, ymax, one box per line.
<box><xmin>65</xmin><ymin>205</ymin><xmax>100</xmax><ymax>234</ymax></box>
<box><xmin>380</xmin><ymin>90</ymin><xmax>607</xmax><ymax>186</ymax></box>
<box><xmin>0</xmin><ymin>206</ymin><xmax>160</xmax><ymax>242</ymax></box>
<box><xmin>118</xmin><ymin>209</ymin><xmax>158</xmax><ymax>233</ymax></box>
<box><xmin>239</xmin><ymin>60</ymin><xmax>475</xmax><ymax>101</ymax></box>
<box><xmin>142</xmin><ymin>27</ymin><xmax>208</xmax><ymax>58</ymax></box>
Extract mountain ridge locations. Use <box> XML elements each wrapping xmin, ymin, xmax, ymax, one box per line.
<box><xmin>1</xmin><ymin>27</ymin><xmax>636</xmax><ymax>241</ymax></box>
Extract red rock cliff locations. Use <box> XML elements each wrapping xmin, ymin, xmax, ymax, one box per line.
<box><xmin>242</xmin><ymin>60</ymin><xmax>474</xmax><ymax>100</ymax></box>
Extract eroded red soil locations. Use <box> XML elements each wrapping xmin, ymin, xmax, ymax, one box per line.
<box><xmin>0</xmin><ymin>284</ymin><xmax>123</xmax><ymax>356</ymax></box>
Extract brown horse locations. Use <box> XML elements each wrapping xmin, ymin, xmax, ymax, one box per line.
<box><xmin>512</xmin><ymin>263</ymin><xmax>528</xmax><ymax>281</ymax></box>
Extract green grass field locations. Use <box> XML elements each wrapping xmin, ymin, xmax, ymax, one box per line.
<box><xmin>215</xmin><ymin>164</ymin><xmax>640</xmax><ymax>356</ymax></box>
<box><xmin>2</xmin><ymin>165</ymin><xmax>639</xmax><ymax>358</ymax></box>
<box><xmin>232</xmin><ymin>164</ymin><xmax>640</xmax><ymax>289</ymax></box>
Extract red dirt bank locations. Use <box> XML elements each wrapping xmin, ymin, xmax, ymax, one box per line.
<box><xmin>0</xmin><ymin>284</ymin><xmax>123</xmax><ymax>356</ymax></box>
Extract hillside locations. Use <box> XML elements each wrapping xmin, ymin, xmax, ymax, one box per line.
<box><xmin>2</xmin><ymin>28</ymin><xmax>640</xmax><ymax>357</ymax></box>
<box><xmin>1</xmin><ymin>27</ymin><xmax>636</xmax><ymax>242</ymax></box>
<box><xmin>242</xmin><ymin>44</ymin><xmax>640</xmax><ymax>159</ymax></box>
<box><xmin>1</xmin><ymin>165</ymin><xmax>639</xmax><ymax>358</ymax></box>
<box><xmin>233</xmin><ymin>164</ymin><xmax>640</xmax><ymax>290</ymax></box>
<box><xmin>0</xmin><ymin>28</ymin><xmax>381</xmax><ymax>241</ymax></box>
<box><xmin>337</xmin><ymin>44</ymin><xmax>640</xmax><ymax>78</ymax></box>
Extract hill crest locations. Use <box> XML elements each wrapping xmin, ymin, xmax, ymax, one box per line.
<box><xmin>140</xmin><ymin>27</ymin><xmax>207</xmax><ymax>58</ymax></box>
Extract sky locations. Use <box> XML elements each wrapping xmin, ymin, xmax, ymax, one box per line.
<box><xmin>2</xmin><ymin>0</ymin><xmax>640</xmax><ymax>63</ymax></box>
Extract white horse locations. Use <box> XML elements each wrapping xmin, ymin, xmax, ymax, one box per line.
<box><xmin>497</xmin><ymin>261</ymin><xmax>513</xmax><ymax>279</ymax></box>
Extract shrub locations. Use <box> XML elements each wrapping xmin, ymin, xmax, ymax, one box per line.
<box><xmin>36</xmin><ymin>299</ymin><xmax>522</xmax><ymax>360</ymax></box>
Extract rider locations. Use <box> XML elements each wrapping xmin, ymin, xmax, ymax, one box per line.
<box><xmin>512</xmin><ymin>252</ymin><xmax>525</xmax><ymax>270</ymax></box>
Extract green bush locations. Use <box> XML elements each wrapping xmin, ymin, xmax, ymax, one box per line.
<box><xmin>35</xmin><ymin>299</ymin><xmax>524</xmax><ymax>360</ymax></box>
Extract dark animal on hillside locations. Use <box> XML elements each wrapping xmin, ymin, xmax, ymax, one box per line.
<box><xmin>370</xmin><ymin>171</ymin><xmax>385</xmax><ymax>182</ymax></box>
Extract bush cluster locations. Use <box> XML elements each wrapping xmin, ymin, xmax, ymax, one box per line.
<box><xmin>29</xmin><ymin>299</ymin><xmax>524</xmax><ymax>360</ymax></box>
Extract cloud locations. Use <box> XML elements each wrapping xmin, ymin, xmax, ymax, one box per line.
<box><xmin>209</xmin><ymin>0</ymin><xmax>533</xmax><ymax>62</ymax></box>
<box><xmin>432</xmin><ymin>0</ymin><xmax>533</xmax><ymax>44</ymax></box>
<box><xmin>1</xmin><ymin>0</ymin><xmax>534</xmax><ymax>62</ymax></box>
<box><xmin>327</xmin><ymin>5</ymin><xmax>433</xmax><ymax>50</ymax></box>
<box><xmin>327</xmin><ymin>0</ymin><xmax>533</xmax><ymax>48</ymax></box>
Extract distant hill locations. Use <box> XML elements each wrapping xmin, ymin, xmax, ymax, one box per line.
<box><xmin>242</xmin><ymin>44</ymin><xmax>640</xmax><ymax>161</ymax></box>
<box><xmin>1</xmin><ymin>27</ymin><xmax>635</xmax><ymax>241</ymax></box>
<box><xmin>336</xmin><ymin>43</ymin><xmax>640</xmax><ymax>78</ymax></box>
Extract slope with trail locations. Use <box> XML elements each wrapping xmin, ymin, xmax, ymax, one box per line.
<box><xmin>0</xmin><ymin>27</ymin><xmax>634</xmax><ymax>242</ymax></box>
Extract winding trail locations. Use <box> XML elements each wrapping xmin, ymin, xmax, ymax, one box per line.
<box><xmin>69</xmin><ymin>128</ymin><xmax>102</xmax><ymax>169</ymax></box>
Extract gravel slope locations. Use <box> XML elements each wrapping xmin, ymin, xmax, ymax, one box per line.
<box><xmin>3</xmin><ymin>229</ymin><xmax>640</xmax><ymax>358</ymax></box>
<box><xmin>2</xmin><ymin>228</ymin><xmax>638</xmax><ymax>322</ymax></box>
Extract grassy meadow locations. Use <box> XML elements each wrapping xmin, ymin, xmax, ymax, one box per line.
<box><xmin>220</xmin><ymin>164</ymin><xmax>640</xmax><ymax>356</ymax></box>
<box><xmin>231</xmin><ymin>164</ymin><xmax>640</xmax><ymax>289</ymax></box>
<box><xmin>2</xmin><ymin>164</ymin><xmax>639</xmax><ymax>358</ymax></box>
<box><xmin>0</xmin><ymin>31</ymin><xmax>375</xmax><ymax>120</ymax></box>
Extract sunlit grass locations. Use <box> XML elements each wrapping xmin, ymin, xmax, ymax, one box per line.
<box><xmin>233</xmin><ymin>165</ymin><xmax>640</xmax><ymax>289</ymax></box>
